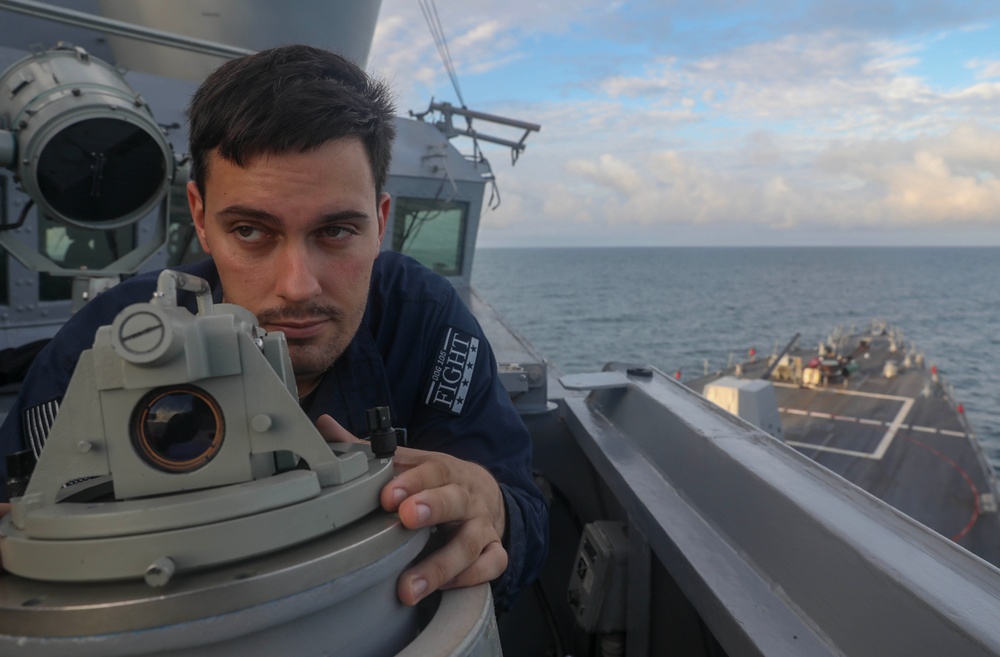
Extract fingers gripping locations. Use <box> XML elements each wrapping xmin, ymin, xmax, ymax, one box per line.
<box><xmin>386</xmin><ymin>456</ymin><xmax>505</xmax><ymax>536</ymax></box>
<box><xmin>397</xmin><ymin>520</ymin><xmax>508</xmax><ymax>606</ymax></box>
<box><xmin>311</xmin><ymin>419</ymin><xmax>509</xmax><ymax>605</ymax></box>
<box><xmin>382</xmin><ymin>452</ymin><xmax>508</xmax><ymax>605</ymax></box>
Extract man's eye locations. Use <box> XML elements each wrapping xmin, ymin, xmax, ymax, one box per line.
<box><xmin>234</xmin><ymin>226</ymin><xmax>263</xmax><ymax>242</ymax></box>
<box><xmin>323</xmin><ymin>226</ymin><xmax>355</xmax><ymax>239</ymax></box>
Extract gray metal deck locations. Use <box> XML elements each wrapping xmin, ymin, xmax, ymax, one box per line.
<box><xmin>688</xmin><ymin>326</ymin><xmax>1000</xmax><ymax>567</ymax></box>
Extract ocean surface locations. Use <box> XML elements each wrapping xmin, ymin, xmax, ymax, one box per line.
<box><xmin>471</xmin><ymin>247</ymin><xmax>1000</xmax><ymax>470</ymax></box>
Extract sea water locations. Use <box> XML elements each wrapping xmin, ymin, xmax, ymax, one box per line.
<box><xmin>472</xmin><ymin>247</ymin><xmax>1000</xmax><ymax>469</ymax></box>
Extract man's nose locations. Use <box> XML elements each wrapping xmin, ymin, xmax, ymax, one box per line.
<box><xmin>274</xmin><ymin>243</ymin><xmax>322</xmax><ymax>303</ymax></box>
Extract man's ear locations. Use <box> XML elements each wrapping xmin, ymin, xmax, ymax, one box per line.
<box><xmin>187</xmin><ymin>181</ymin><xmax>212</xmax><ymax>254</ymax></box>
<box><xmin>377</xmin><ymin>192</ymin><xmax>391</xmax><ymax>247</ymax></box>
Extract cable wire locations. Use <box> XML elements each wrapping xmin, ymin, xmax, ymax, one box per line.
<box><xmin>419</xmin><ymin>0</ymin><xmax>465</xmax><ymax>107</ymax></box>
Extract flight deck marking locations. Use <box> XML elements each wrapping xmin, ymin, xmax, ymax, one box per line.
<box><xmin>773</xmin><ymin>383</ymin><xmax>916</xmax><ymax>460</ymax></box>
<box><xmin>773</xmin><ymin>382</ymin><xmax>908</xmax><ymax>401</ymax></box>
<box><xmin>783</xmin><ymin>443</ymin><xmax>879</xmax><ymax>458</ymax></box>
<box><xmin>872</xmin><ymin>397</ymin><xmax>914</xmax><ymax>459</ymax></box>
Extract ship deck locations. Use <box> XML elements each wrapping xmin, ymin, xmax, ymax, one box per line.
<box><xmin>688</xmin><ymin>326</ymin><xmax>1000</xmax><ymax>567</ymax></box>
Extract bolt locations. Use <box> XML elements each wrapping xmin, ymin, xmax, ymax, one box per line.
<box><xmin>251</xmin><ymin>414</ymin><xmax>273</xmax><ymax>433</ymax></box>
<box><xmin>144</xmin><ymin>556</ymin><xmax>176</xmax><ymax>587</ymax></box>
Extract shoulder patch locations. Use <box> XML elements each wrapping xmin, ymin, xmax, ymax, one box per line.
<box><xmin>23</xmin><ymin>398</ymin><xmax>61</xmax><ymax>459</ymax></box>
<box><xmin>424</xmin><ymin>326</ymin><xmax>480</xmax><ymax>415</ymax></box>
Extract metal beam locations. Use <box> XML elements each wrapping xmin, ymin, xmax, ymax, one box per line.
<box><xmin>0</xmin><ymin>0</ymin><xmax>251</xmax><ymax>59</ymax></box>
<box><xmin>561</xmin><ymin>364</ymin><xmax>1000</xmax><ymax>656</ymax></box>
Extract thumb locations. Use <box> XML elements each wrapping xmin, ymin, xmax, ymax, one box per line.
<box><xmin>315</xmin><ymin>414</ymin><xmax>364</xmax><ymax>444</ymax></box>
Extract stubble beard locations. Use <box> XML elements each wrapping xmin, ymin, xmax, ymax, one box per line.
<box><xmin>251</xmin><ymin>301</ymin><xmax>367</xmax><ymax>381</ymax></box>
<box><xmin>284</xmin><ymin>333</ymin><xmax>348</xmax><ymax>381</ymax></box>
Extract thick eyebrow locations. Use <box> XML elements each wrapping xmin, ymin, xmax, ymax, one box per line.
<box><xmin>215</xmin><ymin>204</ymin><xmax>371</xmax><ymax>227</ymax></box>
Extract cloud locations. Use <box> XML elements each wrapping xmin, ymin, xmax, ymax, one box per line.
<box><xmin>744</xmin><ymin>130</ymin><xmax>783</xmax><ymax>164</ymax></box>
<box><xmin>967</xmin><ymin>58</ymin><xmax>1000</xmax><ymax>80</ymax></box>
<box><xmin>686</xmin><ymin>32</ymin><xmax>938</xmax><ymax>123</ymax></box>
<box><xmin>600</xmin><ymin>57</ymin><xmax>683</xmax><ymax>98</ymax></box>
<box><xmin>372</xmin><ymin>1</ymin><xmax>1000</xmax><ymax>245</ymax></box>
<box><xmin>370</xmin><ymin>3</ymin><xmax>521</xmax><ymax>105</ymax></box>
<box><xmin>566</xmin><ymin>153</ymin><xmax>644</xmax><ymax>196</ymax></box>
<box><xmin>567</xmin><ymin>26</ymin><xmax>1000</xmax><ymax>228</ymax></box>
<box><xmin>483</xmin><ymin>121</ymin><xmax>1000</xmax><ymax>238</ymax></box>
<box><xmin>948</xmin><ymin>81</ymin><xmax>1000</xmax><ymax>103</ymax></box>
<box><xmin>878</xmin><ymin>151</ymin><xmax>1000</xmax><ymax>223</ymax></box>
<box><xmin>371</xmin><ymin>0</ymin><xmax>612</xmax><ymax>89</ymax></box>
<box><xmin>446</xmin><ymin>103</ymin><xmax>1000</xmax><ymax>245</ymax></box>
<box><xmin>583</xmin><ymin>29</ymin><xmax>959</xmax><ymax>139</ymax></box>
<box><xmin>815</xmin><ymin>123</ymin><xmax>1000</xmax><ymax>224</ymax></box>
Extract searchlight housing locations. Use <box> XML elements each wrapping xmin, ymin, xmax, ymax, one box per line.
<box><xmin>0</xmin><ymin>43</ymin><xmax>175</xmax><ymax>276</ymax></box>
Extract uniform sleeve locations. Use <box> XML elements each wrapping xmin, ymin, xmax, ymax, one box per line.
<box><xmin>371</xmin><ymin>260</ymin><xmax>548</xmax><ymax>609</ymax></box>
<box><xmin>410</xmin><ymin>340</ymin><xmax>548</xmax><ymax>606</ymax></box>
<box><xmin>0</xmin><ymin>288</ymin><xmax>133</xmax><ymax>498</ymax></box>
<box><xmin>410</xmin><ymin>328</ymin><xmax>548</xmax><ymax>609</ymax></box>
<box><xmin>0</xmin><ymin>337</ymin><xmax>73</xmax><ymax>491</ymax></box>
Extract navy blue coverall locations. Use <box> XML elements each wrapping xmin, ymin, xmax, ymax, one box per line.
<box><xmin>0</xmin><ymin>251</ymin><xmax>548</xmax><ymax>605</ymax></box>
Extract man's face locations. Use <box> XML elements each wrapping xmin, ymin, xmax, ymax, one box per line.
<box><xmin>187</xmin><ymin>138</ymin><xmax>389</xmax><ymax>396</ymax></box>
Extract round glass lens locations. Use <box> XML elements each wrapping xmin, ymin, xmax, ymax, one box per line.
<box><xmin>133</xmin><ymin>386</ymin><xmax>224</xmax><ymax>472</ymax></box>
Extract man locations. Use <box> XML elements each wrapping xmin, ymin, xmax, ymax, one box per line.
<box><xmin>0</xmin><ymin>45</ymin><xmax>547</xmax><ymax>608</ymax></box>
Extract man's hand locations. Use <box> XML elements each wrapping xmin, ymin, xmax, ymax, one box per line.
<box><xmin>316</xmin><ymin>414</ymin><xmax>507</xmax><ymax>605</ymax></box>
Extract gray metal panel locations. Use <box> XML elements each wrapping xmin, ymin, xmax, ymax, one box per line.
<box><xmin>0</xmin><ymin>516</ymin><xmax>427</xmax><ymax>655</ymax></box>
<box><xmin>563</xmin><ymin>363</ymin><xmax>1000</xmax><ymax>656</ymax></box>
<box><xmin>390</xmin><ymin>118</ymin><xmax>484</xmax><ymax>183</ymax></box>
<box><xmin>0</xmin><ymin>2</ymin><xmax>117</xmax><ymax>62</ymax></box>
<box><xmin>0</xmin><ymin>1</ymin><xmax>383</xmax><ymax>80</ymax></box>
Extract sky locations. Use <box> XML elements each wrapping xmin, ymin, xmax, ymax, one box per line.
<box><xmin>369</xmin><ymin>0</ymin><xmax>1000</xmax><ymax>247</ymax></box>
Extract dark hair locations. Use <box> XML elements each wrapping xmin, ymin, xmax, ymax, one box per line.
<box><xmin>187</xmin><ymin>45</ymin><xmax>396</xmax><ymax>197</ymax></box>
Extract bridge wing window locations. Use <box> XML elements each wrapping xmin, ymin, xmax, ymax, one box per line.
<box><xmin>38</xmin><ymin>214</ymin><xmax>134</xmax><ymax>301</ymax></box>
<box><xmin>166</xmin><ymin>186</ymin><xmax>208</xmax><ymax>267</ymax></box>
<box><xmin>392</xmin><ymin>198</ymin><xmax>467</xmax><ymax>276</ymax></box>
